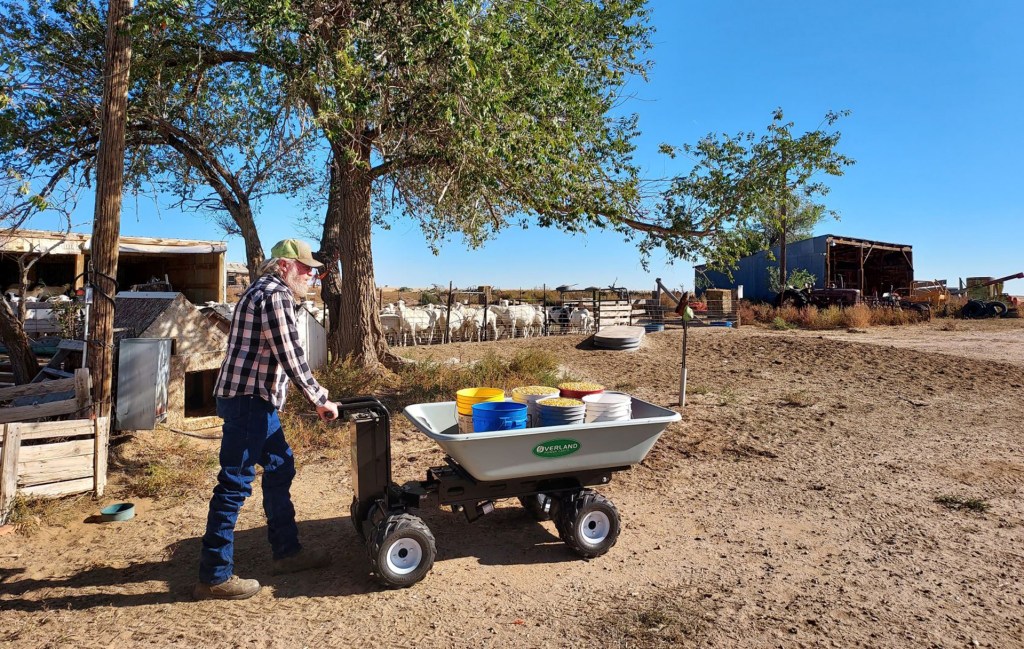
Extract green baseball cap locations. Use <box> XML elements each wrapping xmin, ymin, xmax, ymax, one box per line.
<box><xmin>270</xmin><ymin>239</ymin><xmax>323</xmax><ymax>268</ymax></box>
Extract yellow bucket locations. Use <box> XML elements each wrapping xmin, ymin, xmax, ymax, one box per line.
<box><xmin>456</xmin><ymin>387</ymin><xmax>504</xmax><ymax>416</ymax></box>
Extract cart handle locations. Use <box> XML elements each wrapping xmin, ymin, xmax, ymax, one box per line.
<box><xmin>334</xmin><ymin>396</ymin><xmax>391</xmax><ymax>428</ymax></box>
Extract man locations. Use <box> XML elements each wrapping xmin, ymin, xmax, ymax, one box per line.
<box><xmin>194</xmin><ymin>239</ymin><xmax>339</xmax><ymax>601</ymax></box>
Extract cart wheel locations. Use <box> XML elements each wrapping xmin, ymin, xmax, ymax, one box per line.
<box><xmin>556</xmin><ymin>489</ymin><xmax>621</xmax><ymax>559</ymax></box>
<box><xmin>367</xmin><ymin>513</ymin><xmax>436</xmax><ymax>588</ymax></box>
<box><xmin>518</xmin><ymin>494</ymin><xmax>553</xmax><ymax>521</ymax></box>
<box><xmin>349</xmin><ymin>498</ymin><xmax>365</xmax><ymax>537</ymax></box>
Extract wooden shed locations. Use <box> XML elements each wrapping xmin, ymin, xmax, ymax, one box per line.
<box><xmin>113</xmin><ymin>293</ymin><xmax>227</xmax><ymax>431</ymax></box>
<box><xmin>1</xmin><ymin>229</ymin><xmax>227</xmax><ymax>304</ymax></box>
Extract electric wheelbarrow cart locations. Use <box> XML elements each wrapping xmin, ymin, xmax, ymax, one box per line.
<box><xmin>337</xmin><ymin>395</ymin><xmax>681</xmax><ymax>588</ymax></box>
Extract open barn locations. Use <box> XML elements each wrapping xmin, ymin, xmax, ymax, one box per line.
<box><xmin>1</xmin><ymin>229</ymin><xmax>227</xmax><ymax>306</ymax></box>
<box><xmin>695</xmin><ymin>234</ymin><xmax>915</xmax><ymax>303</ymax></box>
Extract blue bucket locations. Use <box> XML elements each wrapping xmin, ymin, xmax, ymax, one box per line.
<box><xmin>644</xmin><ymin>323</ymin><xmax>665</xmax><ymax>333</ymax></box>
<box><xmin>472</xmin><ymin>401</ymin><xmax>528</xmax><ymax>432</ymax></box>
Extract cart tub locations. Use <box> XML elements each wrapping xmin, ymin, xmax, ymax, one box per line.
<box><xmin>403</xmin><ymin>397</ymin><xmax>681</xmax><ymax>480</ymax></box>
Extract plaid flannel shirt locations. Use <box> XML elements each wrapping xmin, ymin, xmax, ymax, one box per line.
<box><xmin>214</xmin><ymin>274</ymin><xmax>328</xmax><ymax>409</ymax></box>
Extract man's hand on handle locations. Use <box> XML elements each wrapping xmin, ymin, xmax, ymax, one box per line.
<box><xmin>317</xmin><ymin>401</ymin><xmax>339</xmax><ymax>423</ymax></box>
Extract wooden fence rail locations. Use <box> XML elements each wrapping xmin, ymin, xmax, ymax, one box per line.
<box><xmin>0</xmin><ymin>368</ymin><xmax>108</xmax><ymax>524</ymax></box>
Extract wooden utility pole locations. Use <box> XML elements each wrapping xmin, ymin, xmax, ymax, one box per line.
<box><xmin>87</xmin><ymin>0</ymin><xmax>133</xmax><ymax>418</ymax></box>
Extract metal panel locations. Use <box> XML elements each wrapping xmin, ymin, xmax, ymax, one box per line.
<box><xmin>115</xmin><ymin>338</ymin><xmax>172</xmax><ymax>431</ymax></box>
<box><xmin>295</xmin><ymin>305</ymin><xmax>327</xmax><ymax>370</ymax></box>
<box><xmin>696</xmin><ymin>235</ymin><xmax>831</xmax><ymax>302</ymax></box>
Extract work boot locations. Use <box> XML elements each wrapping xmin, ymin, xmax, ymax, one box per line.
<box><xmin>192</xmin><ymin>575</ymin><xmax>261</xmax><ymax>601</ymax></box>
<box><xmin>272</xmin><ymin>548</ymin><xmax>332</xmax><ymax>575</ymax></box>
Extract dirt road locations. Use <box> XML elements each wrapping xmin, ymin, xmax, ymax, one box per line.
<box><xmin>2</xmin><ymin>320</ymin><xmax>1022</xmax><ymax>648</ymax></box>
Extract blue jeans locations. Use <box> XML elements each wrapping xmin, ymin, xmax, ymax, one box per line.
<box><xmin>198</xmin><ymin>396</ymin><xmax>301</xmax><ymax>585</ymax></box>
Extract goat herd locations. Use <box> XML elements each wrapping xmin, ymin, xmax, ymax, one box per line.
<box><xmin>4</xmin><ymin>283</ymin><xmax>600</xmax><ymax>349</ymax></box>
<box><xmin>380</xmin><ymin>299</ymin><xmax>596</xmax><ymax>346</ymax></box>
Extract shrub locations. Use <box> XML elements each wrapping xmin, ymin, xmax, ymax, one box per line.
<box><xmin>810</xmin><ymin>306</ymin><xmax>844</xmax><ymax>330</ymax></box>
<box><xmin>841</xmin><ymin>304</ymin><xmax>871</xmax><ymax>329</ymax></box>
<box><xmin>770</xmin><ymin>316</ymin><xmax>794</xmax><ymax>330</ymax></box>
<box><xmin>737</xmin><ymin>300</ymin><xmax>757</xmax><ymax>326</ymax></box>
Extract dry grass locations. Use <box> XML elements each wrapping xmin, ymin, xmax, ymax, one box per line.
<box><xmin>392</xmin><ymin>349</ymin><xmax>568</xmax><ymax>408</ymax></box>
<box><xmin>597</xmin><ymin>587</ymin><xmax>713</xmax><ymax>647</ymax></box>
<box><xmin>6</xmin><ymin>493</ymin><xmax>91</xmax><ymax>536</ymax></box>
<box><xmin>278</xmin><ymin>349</ymin><xmax>570</xmax><ymax>460</ymax></box>
<box><xmin>744</xmin><ymin>302</ymin><xmax>926</xmax><ymax>330</ymax></box>
<box><xmin>841</xmin><ymin>304</ymin><xmax>872</xmax><ymax>329</ymax></box>
<box><xmin>112</xmin><ymin>434</ymin><xmax>219</xmax><ymax>500</ymax></box>
<box><xmin>935</xmin><ymin>494</ymin><xmax>990</xmax><ymax>513</ymax></box>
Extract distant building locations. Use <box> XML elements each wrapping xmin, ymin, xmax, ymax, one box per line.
<box><xmin>695</xmin><ymin>234</ymin><xmax>914</xmax><ymax>303</ymax></box>
<box><xmin>0</xmin><ymin>229</ymin><xmax>227</xmax><ymax>304</ymax></box>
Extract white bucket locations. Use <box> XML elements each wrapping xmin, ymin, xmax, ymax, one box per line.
<box><xmin>457</xmin><ymin>413</ymin><xmax>475</xmax><ymax>434</ymax></box>
<box><xmin>583</xmin><ymin>392</ymin><xmax>631</xmax><ymax>422</ymax></box>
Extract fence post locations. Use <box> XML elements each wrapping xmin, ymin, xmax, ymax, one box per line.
<box><xmin>483</xmin><ymin>293</ymin><xmax>489</xmax><ymax>342</ymax></box>
<box><xmin>93</xmin><ymin>415</ymin><xmax>109</xmax><ymax>497</ymax></box>
<box><xmin>0</xmin><ymin>423</ymin><xmax>22</xmax><ymax>525</ymax></box>
<box><xmin>542</xmin><ymin>284</ymin><xmax>547</xmax><ymax>336</ymax></box>
<box><xmin>444</xmin><ymin>281</ymin><xmax>454</xmax><ymax>344</ymax></box>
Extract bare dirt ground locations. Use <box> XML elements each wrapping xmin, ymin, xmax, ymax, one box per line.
<box><xmin>2</xmin><ymin>319</ymin><xmax>1023</xmax><ymax>648</ymax></box>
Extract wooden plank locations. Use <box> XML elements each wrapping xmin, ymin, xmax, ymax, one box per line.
<box><xmin>41</xmin><ymin>368</ymin><xmax>73</xmax><ymax>379</ymax></box>
<box><xmin>0</xmin><ymin>424</ymin><xmax>21</xmax><ymax>524</ymax></box>
<box><xmin>0</xmin><ymin>397</ymin><xmax>79</xmax><ymax>424</ymax></box>
<box><xmin>20</xmin><ymin>476</ymin><xmax>93</xmax><ymax>498</ymax></box>
<box><xmin>94</xmin><ymin>416</ymin><xmax>109</xmax><ymax>497</ymax></box>
<box><xmin>58</xmin><ymin>339</ymin><xmax>86</xmax><ymax>352</ymax></box>
<box><xmin>18</xmin><ymin>453</ymin><xmax>94</xmax><ymax>487</ymax></box>
<box><xmin>0</xmin><ymin>419</ymin><xmax>96</xmax><ymax>443</ymax></box>
<box><xmin>18</xmin><ymin>439</ymin><xmax>94</xmax><ymax>462</ymax></box>
<box><xmin>0</xmin><ymin>377</ymin><xmax>76</xmax><ymax>402</ymax></box>
<box><xmin>74</xmin><ymin>368</ymin><xmax>92</xmax><ymax>418</ymax></box>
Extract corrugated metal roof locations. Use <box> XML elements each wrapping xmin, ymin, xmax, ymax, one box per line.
<box><xmin>112</xmin><ymin>293</ymin><xmax>182</xmax><ymax>340</ymax></box>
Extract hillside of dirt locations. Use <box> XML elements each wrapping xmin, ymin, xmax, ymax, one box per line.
<box><xmin>2</xmin><ymin>319</ymin><xmax>1022</xmax><ymax>648</ymax></box>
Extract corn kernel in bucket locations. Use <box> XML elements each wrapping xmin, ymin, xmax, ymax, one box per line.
<box><xmin>558</xmin><ymin>381</ymin><xmax>604</xmax><ymax>392</ymax></box>
<box><xmin>537</xmin><ymin>397</ymin><xmax>585</xmax><ymax>407</ymax></box>
<box><xmin>512</xmin><ymin>385</ymin><xmax>559</xmax><ymax>396</ymax></box>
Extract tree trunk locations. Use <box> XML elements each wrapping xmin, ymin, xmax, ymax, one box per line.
<box><xmin>319</xmin><ymin>156</ymin><xmax>345</xmax><ymax>362</ymax></box>
<box><xmin>0</xmin><ymin>299</ymin><xmax>39</xmax><ymax>384</ymax></box>
<box><xmin>235</xmin><ymin>201</ymin><xmax>265</xmax><ymax>283</ymax></box>
<box><xmin>87</xmin><ymin>0</ymin><xmax>133</xmax><ymax>418</ymax></box>
<box><xmin>319</xmin><ymin>148</ymin><xmax>397</xmax><ymax>373</ymax></box>
<box><xmin>779</xmin><ymin>199</ymin><xmax>788</xmax><ymax>290</ymax></box>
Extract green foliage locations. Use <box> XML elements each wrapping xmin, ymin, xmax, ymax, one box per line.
<box><xmin>49</xmin><ymin>299</ymin><xmax>83</xmax><ymax>339</ymax></box>
<box><xmin>419</xmin><ymin>291</ymin><xmax>441</xmax><ymax>306</ymax></box>
<box><xmin>768</xmin><ymin>267</ymin><xmax>817</xmax><ymax>294</ymax></box>
<box><xmin>0</xmin><ymin>0</ymin><xmax>319</xmax><ymax>243</ymax></box>
<box><xmin>770</xmin><ymin>316</ymin><xmax>794</xmax><ymax>330</ymax></box>
<box><xmin>661</xmin><ymin>109</ymin><xmax>854</xmax><ymax>273</ymax></box>
<box><xmin>233</xmin><ymin>0</ymin><xmax>656</xmax><ymax>253</ymax></box>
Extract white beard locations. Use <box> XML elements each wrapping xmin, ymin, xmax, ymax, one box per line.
<box><xmin>281</xmin><ymin>265</ymin><xmax>310</xmax><ymax>300</ymax></box>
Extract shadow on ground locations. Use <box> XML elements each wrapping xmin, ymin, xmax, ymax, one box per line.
<box><xmin>0</xmin><ymin>505</ymin><xmax>578</xmax><ymax>611</ymax></box>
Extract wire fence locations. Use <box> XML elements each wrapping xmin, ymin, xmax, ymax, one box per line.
<box><xmin>375</xmin><ymin>282</ymin><xmax>688</xmax><ymax>346</ymax></box>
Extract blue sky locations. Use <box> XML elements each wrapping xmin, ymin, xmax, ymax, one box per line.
<box><xmin>43</xmin><ymin>0</ymin><xmax>1024</xmax><ymax>292</ymax></box>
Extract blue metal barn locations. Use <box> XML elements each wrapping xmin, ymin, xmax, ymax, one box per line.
<box><xmin>694</xmin><ymin>234</ymin><xmax>914</xmax><ymax>303</ymax></box>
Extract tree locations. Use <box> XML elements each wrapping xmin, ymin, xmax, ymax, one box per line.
<box><xmin>658</xmin><ymin>109</ymin><xmax>853</xmax><ymax>277</ymax></box>
<box><xmin>753</xmin><ymin>109</ymin><xmax>853</xmax><ymax>287</ymax></box>
<box><xmin>0</xmin><ymin>0</ymin><xmax>322</xmax><ymax>284</ymax></box>
<box><xmin>728</xmin><ymin>196</ymin><xmax>826</xmax><ymax>260</ymax></box>
<box><xmin>230</xmin><ymin>0</ymin><xmax>656</xmax><ymax>372</ymax></box>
